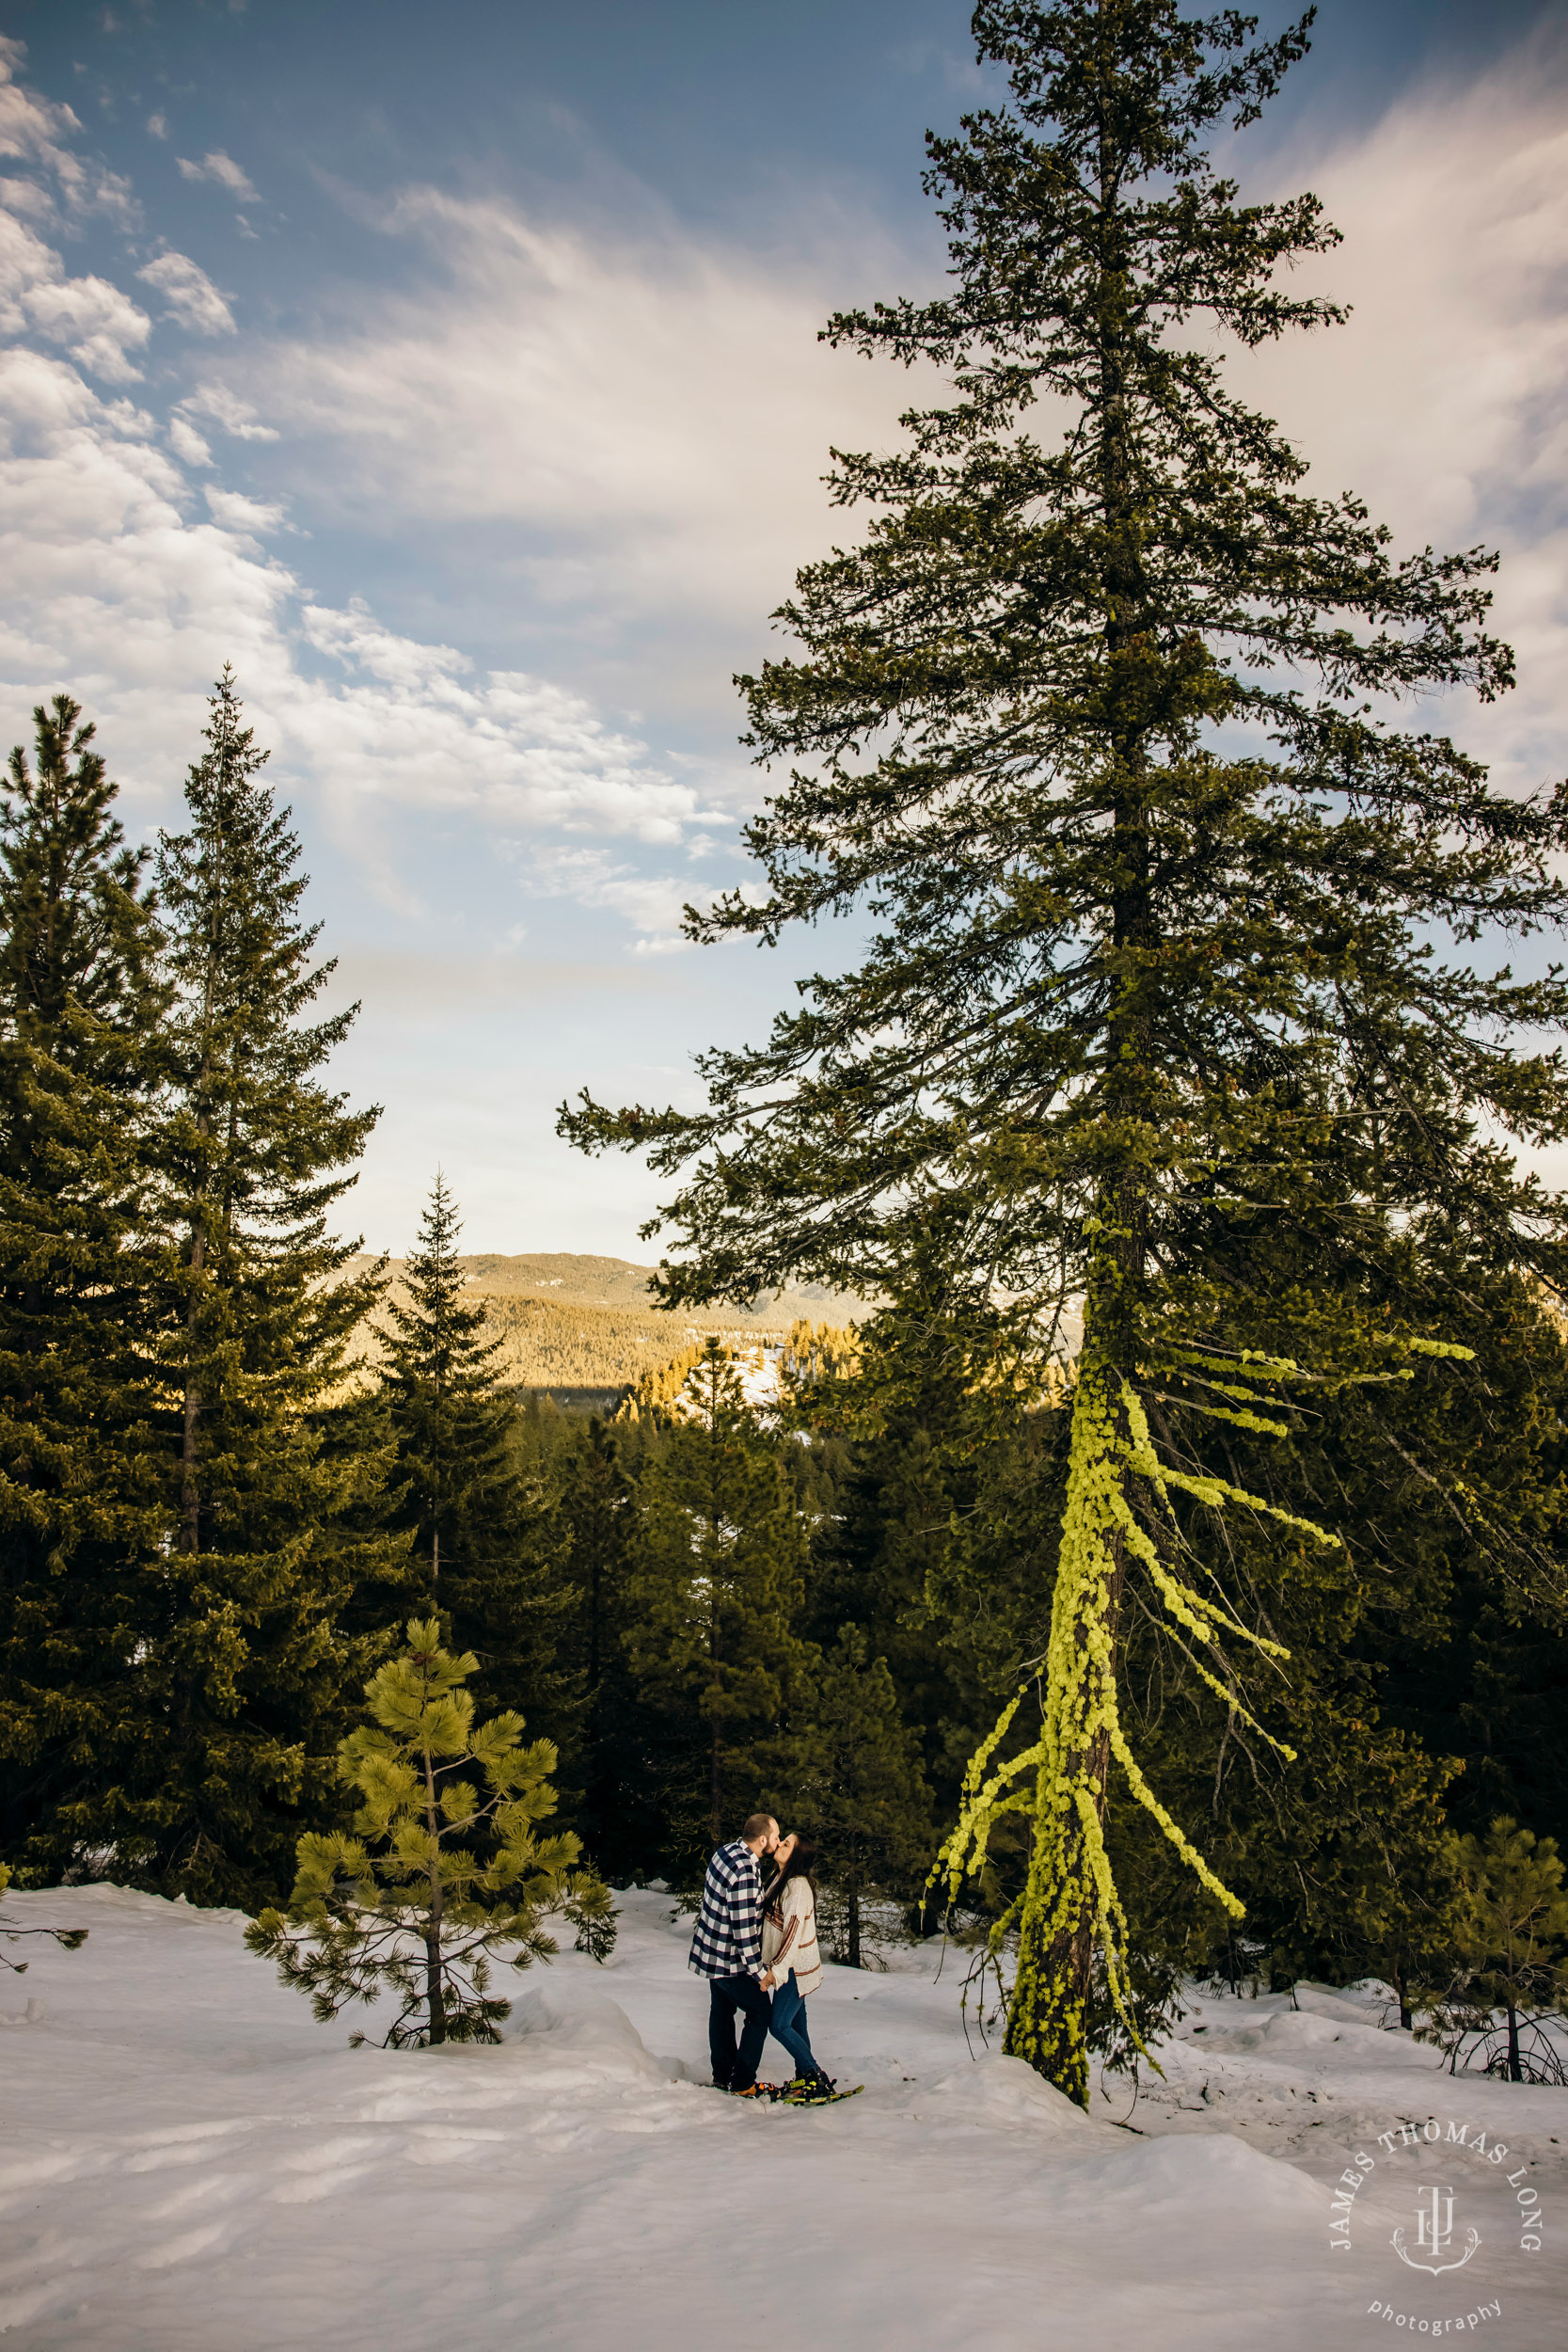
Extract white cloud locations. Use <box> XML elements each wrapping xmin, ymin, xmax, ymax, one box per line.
<box><xmin>136</xmin><ymin>250</ymin><xmax>236</xmax><ymax>337</ymax></box>
<box><xmin>0</xmin><ymin>346</ymin><xmax>292</xmax><ymax>754</ymax></box>
<box><xmin>0</xmin><ymin>37</ymin><xmax>136</xmax><ymax>228</ymax></box>
<box><xmin>177</xmin><ymin>150</ymin><xmax>260</xmax><ymax>204</ymax></box>
<box><xmin>166</xmin><ymin>412</ymin><xmax>212</xmax><ymax>468</ymax></box>
<box><xmin>8</xmin><ymin>29</ymin><xmax>1568</xmax><ymax>969</ymax></box>
<box><xmin>0</xmin><ymin>173</ymin><xmax>55</xmax><ymax>223</ymax></box>
<box><xmin>0</xmin><ymin>341</ymin><xmax>718</xmax><ymax>914</ymax></box>
<box><xmin>0</xmin><ymin>209</ymin><xmax>150</xmax><ymax>379</ymax></box>
<box><xmin>225</xmin><ymin>188</ymin><xmax>934</xmax><ymax>723</ymax></box>
<box><xmin>147</xmin><ymin>114</ymin><xmax>167</xmax><ymax>142</ymax></box>
<box><xmin>299</xmin><ymin>597</ymin><xmax>708</xmax><ymax>842</ymax></box>
<box><xmin>520</xmin><ymin>844</ymin><xmax>703</xmax><ymax>952</ymax></box>
<box><xmin>0</xmin><ymin>52</ymin><xmax>149</xmax><ymax>383</ymax></box>
<box><xmin>1234</xmin><ymin>45</ymin><xmax>1568</xmax><ymax>794</ymax></box>
<box><xmin>202</xmin><ymin>485</ymin><xmax>288</xmax><ymax>544</ymax></box>
<box><xmin>17</xmin><ymin>269</ymin><xmax>150</xmax><ymax>383</ymax></box>
<box><xmin>181</xmin><ymin>380</ymin><xmax>278</xmax><ymax>440</ymax></box>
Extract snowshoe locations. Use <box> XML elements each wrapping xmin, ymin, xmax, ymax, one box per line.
<box><xmin>780</xmin><ymin>2075</ymin><xmax>861</xmax><ymax>2106</ymax></box>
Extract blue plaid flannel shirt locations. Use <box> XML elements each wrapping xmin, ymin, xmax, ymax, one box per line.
<box><xmin>688</xmin><ymin>1839</ymin><xmax>765</xmax><ymax>1979</ymax></box>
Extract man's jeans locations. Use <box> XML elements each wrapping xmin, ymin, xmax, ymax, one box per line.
<box><xmin>768</xmin><ymin>1969</ymin><xmax>821</xmax><ymax>2079</ymax></box>
<box><xmin>707</xmin><ymin>1970</ymin><xmax>771</xmax><ymax>2090</ymax></box>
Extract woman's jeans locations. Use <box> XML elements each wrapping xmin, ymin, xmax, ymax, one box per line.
<box><xmin>768</xmin><ymin>1969</ymin><xmax>821</xmax><ymax>2078</ymax></box>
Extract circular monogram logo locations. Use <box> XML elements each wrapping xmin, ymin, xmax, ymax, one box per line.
<box><xmin>1328</xmin><ymin>2112</ymin><xmax>1543</xmax><ymax>2334</ymax></box>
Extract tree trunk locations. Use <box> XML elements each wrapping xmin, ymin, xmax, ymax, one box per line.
<box><xmin>847</xmin><ymin>1882</ymin><xmax>861</xmax><ymax>1970</ymax></box>
<box><xmin>708</xmin><ymin>1544</ymin><xmax>722</xmax><ymax>1848</ymax></box>
<box><xmin>179</xmin><ymin>986</ymin><xmax>215</xmax><ymax>1555</ymax></box>
<box><xmin>1004</xmin><ymin>1428</ymin><xmax>1129</xmax><ymax>2103</ymax></box>
<box><xmin>1005</xmin><ymin>935</ymin><xmax>1147</xmax><ymax>2104</ymax></box>
<box><xmin>422</xmin><ymin>1737</ymin><xmax>446</xmax><ymax>2045</ymax></box>
<box><xmin>1002</xmin><ymin>125</ymin><xmax>1153</xmax><ymax>2109</ymax></box>
<box><xmin>179</xmin><ymin>1216</ymin><xmax>205</xmax><ymax>1555</ymax></box>
<box><xmin>588</xmin><ymin>1535</ymin><xmax>601</xmax><ymax>1693</ymax></box>
<box><xmin>1392</xmin><ymin>1962</ymin><xmax>1413</xmax><ymax>2032</ymax></box>
<box><xmin>1507</xmin><ymin>2000</ymin><xmax>1521</xmax><ymax>2083</ymax></box>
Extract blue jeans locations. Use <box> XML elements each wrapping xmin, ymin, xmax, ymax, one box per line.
<box><xmin>768</xmin><ymin>1970</ymin><xmax>822</xmax><ymax>2079</ymax></box>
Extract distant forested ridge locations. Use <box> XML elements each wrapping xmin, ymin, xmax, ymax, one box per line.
<box><xmin>336</xmin><ymin>1251</ymin><xmax>868</xmax><ymax>1400</ymax></box>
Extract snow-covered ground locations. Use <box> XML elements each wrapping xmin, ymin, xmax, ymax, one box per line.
<box><xmin>2</xmin><ymin>1883</ymin><xmax>1562</xmax><ymax>2350</ymax></box>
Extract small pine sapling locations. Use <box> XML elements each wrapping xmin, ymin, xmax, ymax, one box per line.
<box><xmin>247</xmin><ymin>1620</ymin><xmax>614</xmax><ymax>2046</ymax></box>
<box><xmin>1427</xmin><ymin>1818</ymin><xmax>1568</xmax><ymax>2084</ymax></box>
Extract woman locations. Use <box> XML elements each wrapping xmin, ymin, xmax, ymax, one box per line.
<box><xmin>761</xmin><ymin>1834</ymin><xmax>832</xmax><ymax>2100</ymax></box>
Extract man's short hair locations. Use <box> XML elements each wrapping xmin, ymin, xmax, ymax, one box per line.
<box><xmin>742</xmin><ymin>1812</ymin><xmax>776</xmax><ymax>1842</ymax></box>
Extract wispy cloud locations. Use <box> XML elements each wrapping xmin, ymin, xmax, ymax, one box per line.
<box><xmin>221</xmin><ymin>186</ymin><xmax>934</xmax><ymax>726</ymax></box>
<box><xmin>520</xmin><ymin>844</ymin><xmax>707</xmax><ymax>953</ymax></box>
<box><xmin>0</xmin><ymin>324</ymin><xmax>717</xmax><ymax>904</ymax></box>
<box><xmin>0</xmin><ymin>35</ymin><xmax>137</xmax><ymax>227</ymax></box>
<box><xmin>135</xmin><ymin>250</ymin><xmax>236</xmax><ymax>336</ymax></box>
<box><xmin>180</xmin><ymin>380</ymin><xmax>278</xmax><ymax>440</ymax></box>
<box><xmin>166</xmin><ymin>411</ymin><xmax>212</xmax><ymax>467</ymax></box>
<box><xmin>176</xmin><ymin>149</ymin><xmax>259</xmax><ymax>204</ymax></box>
<box><xmin>300</xmin><ymin>597</ymin><xmax>710</xmax><ymax>844</ymax></box>
<box><xmin>1235</xmin><ymin>32</ymin><xmax>1568</xmax><ymax>797</ymax></box>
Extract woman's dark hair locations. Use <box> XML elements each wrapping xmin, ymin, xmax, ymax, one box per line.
<box><xmin>765</xmin><ymin>1837</ymin><xmax>818</xmax><ymax>1915</ymax></box>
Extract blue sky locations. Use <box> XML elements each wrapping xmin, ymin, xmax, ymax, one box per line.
<box><xmin>1</xmin><ymin>0</ymin><xmax>1566</xmax><ymax>1258</ymax></box>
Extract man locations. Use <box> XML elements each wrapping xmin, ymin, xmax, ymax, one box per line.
<box><xmin>689</xmin><ymin>1811</ymin><xmax>782</xmax><ymax>2095</ymax></box>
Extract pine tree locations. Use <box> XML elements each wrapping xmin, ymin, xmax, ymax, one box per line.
<box><xmin>379</xmin><ymin>1171</ymin><xmax>573</xmax><ymax>1762</ymax></box>
<box><xmin>562</xmin><ymin>3</ymin><xmax>1568</xmax><ymax>2103</ymax></box>
<box><xmin>246</xmin><ymin>1618</ymin><xmax>613</xmax><ymax>2045</ymax></box>
<box><xmin>1446</xmin><ymin>1819</ymin><xmax>1568</xmax><ymax>2083</ymax></box>
<box><xmin>124</xmin><ymin>669</ymin><xmax>403</xmax><ymax>1905</ymax></box>
<box><xmin>381</xmin><ymin>1171</ymin><xmax>507</xmax><ymax>1597</ymax></box>
<box><xmin>775</xmin><ymin>1624</ymin><xmax>933</xmax><ymax>1966</ymax></box>
<box><xmin>0</xmin><ymin>697</ymin><xmax>166</xmax><ymax>1877</ymax></box>
<box><xmin>558</xmin><ymin>1415</ymin><xmax>646</xmax><ymax>1876</ymax></box>
<box><xmin>797</xmin><ymin>1283</ymin><xmax>1001</xmax><ymax>1828</ymax></box>
<box><xmin>627</xmin><ymin>1340</ymin><xmax>805</xmax><ymax>1865</ymax></box>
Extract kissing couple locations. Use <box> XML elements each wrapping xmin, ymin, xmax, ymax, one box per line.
<box><xmin>688</xmin><ymin>1811</ymin><xmax>835</xmax><ymax>2103</ymax></box>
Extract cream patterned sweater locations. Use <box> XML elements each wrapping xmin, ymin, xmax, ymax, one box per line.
<box><xmin>760</xmin><ymin>1876</ymin><xmax>823</xmax><ymax>1998</ymax></box>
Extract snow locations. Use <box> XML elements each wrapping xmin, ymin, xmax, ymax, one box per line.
<box><xmin>1</xmin><ymin>1884</ymin><xmax>1563</xmax><ymax>2349</ymax></box>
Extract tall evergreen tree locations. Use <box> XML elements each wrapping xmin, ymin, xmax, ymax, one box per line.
<box><xmin>775</xmin><ymin>1624</ymin><xmax>933</xmax><ymax>1966</ymax></box>
<box><xmin>557</xmin><ymin>1415</ymin><xmax>646</xmax><ymax>1877</ymax></box>
<box><xmin>381</xmin><ymin>1172</ymin><xmax>505</xmax><ymax>1595</ymax></box>
<box><xmin>121</xmin><ymin>669</ymin><xmax>403</xmax><ymax>1905</ymax></box>
<box><xmin>0</xmin><ymin>698</ymin><xmax>166</xmax><ymax>1875</ymax></box>
<box><xmin>564</xmin><ymin>3</ymin><xmax>1568</xmax><ymax>2101</ymax></box>
<box><xmin>627</xmin><ymin>1340</ymin><xmax>806</xmax><ymax>1865</ymax></box>
<box><xmin>378</xmin><ymin>1171</ymin><xmax>571</xmax><ymax>1758</ymax></box>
